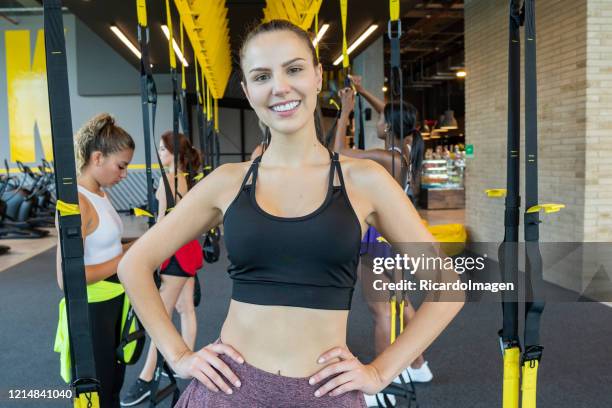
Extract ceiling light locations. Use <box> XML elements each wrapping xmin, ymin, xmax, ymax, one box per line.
<box><xmin>161</xmin><ymin>25</ymin><xmax>189</xmax><ymax>67</ymax></box>
<box><xmin>440</xmin><ymin>110</ymin><xmax>459</xmax><ymax>129</ymax></box>
<box><xmin>333</xmin><ymin>25</ymin><xmax>379</xmax><ymax>66</ymax></box>
<box><xmin>110</xmin><ymin>25</ymin><xmax>141</xmax><ymax>59</ymax></box>
<box><xmin>456</xmin><ymin>70</ymin><xmax>466</xmax><ymax>78</ymax></box>
<box><xmin>313</xmin><ymin>23</ymin><xmax>329</xmax><ymax>47</ymax></box>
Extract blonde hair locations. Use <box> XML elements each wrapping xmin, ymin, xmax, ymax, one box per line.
<box><xmin>74</xmin><ymin>113</ymin><xmax>135</xmax><ymax>173</ymax></box>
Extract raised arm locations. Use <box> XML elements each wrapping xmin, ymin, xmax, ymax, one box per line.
<box><xmin>332</xmin><ymin>88</ymin><xmax>402</xmax><ymax>179</ymax></box>
<box><xmin>118</xmin><ymin>163</ymin><xmax>245</xmax><ymax>394</ymax></box>
<box><xmin>349</xmin><ymin>74</ymin><xmax>385</xmax><ymax>115</ymax></box>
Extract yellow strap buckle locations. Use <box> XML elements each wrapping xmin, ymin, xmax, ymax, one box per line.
<box><xmin>485</xmin><ymin>189</ymin><xmax>507</xmax><ymax>198</ymax></box>
<box><xmin>194</xmin><ymin>173</ymin><xmax>204</xmax><ymax>182</ymax></box>
<box><xmin>57</xmin><ymin>200</ymin><xmax>80</xmax><ymax>216</ymax></box>
<box><xmin>133</xmin><ymin>208</ymin><xmax>154</xmax><ymax>218</ymax></box>
<box><xmin>526</xmin><ymin>203</ymin><xmax>565</xmax><ymax>214</ymax></box>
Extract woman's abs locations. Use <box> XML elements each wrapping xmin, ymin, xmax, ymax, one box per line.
<box><xmin>220</xmin><ymin>300</ymin><xmax>349</xmax><ymax>378</ymax></box>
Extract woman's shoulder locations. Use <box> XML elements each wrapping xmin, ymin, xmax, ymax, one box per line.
<box><xmin>192</xmin><ymin>161</ymin><xmax>254</xmax><ymax>193</ymax></box>
<box><xmin>337</xmin><ymin>154</ymin><xmax>396</xmax><ymax>190</ymax></box>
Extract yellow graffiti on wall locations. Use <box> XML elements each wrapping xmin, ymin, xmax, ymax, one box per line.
<box><xmin>5</xmin><ymin>29</ymin><xmax>53</xmax><ymax>163</ymax></box>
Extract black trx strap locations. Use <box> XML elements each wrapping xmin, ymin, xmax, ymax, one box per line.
<box><xmin>179</xmin><ymin>19</ymin><xmax>190</xmax><ymax>138</ymax></box>
<box><xmin>493</xmin><ymin>2</ymin><xmax>562</xmax><ymax>406</ymax></box>
<box><xmin>194</xmin><ymin>59</ymin><xmax>207</xmax><ymax>178</ymax></box>
<box><xmin>137</xmin><ymin>0</ymin><xmax>155</xmax><ymax>228</ymax></box>
<box><xmin>43</xmin><ymin>1</ymin><xmax>100</xmax><ymax>406</ymax></box>
<box><xmin>386</xmin><ymin>1</ymin><xmax>406</xmax><ymax>184</ymax></box>
<box><xmin>356</xmin><ymin>93</ymin><xmax>365</xmax><ymax>150</ymax></box>
<box><xmin>521</xmin><ymin>1</ymin><xmax>546</xmax><ymax>406</ymax></box>
<box><xmin>135</xmin><ymin>1</ymin><xmax>180</xmax><ymax>405</ymax></box>
<box><xmin>498</xmin><ymin>2</ymin><xmax>522</xmax><ymax>406</ymax></box>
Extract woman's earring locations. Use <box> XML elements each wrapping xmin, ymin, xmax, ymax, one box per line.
<box><xmin>384</xmin><ymin>124</ymin><xmax>391</xmax><ymax>136</ymax></box>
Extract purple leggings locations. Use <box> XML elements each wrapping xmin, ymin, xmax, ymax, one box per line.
<box><xmin>174</xmin><ymin>348</ymin><xmax>367</xmax><ymax>408</ymax></box>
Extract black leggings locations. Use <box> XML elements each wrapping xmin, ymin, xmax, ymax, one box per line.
<box><xmin>88</xmin><ymin>293</ymin><xmax>126</xmax><ymax>408</ymax></box>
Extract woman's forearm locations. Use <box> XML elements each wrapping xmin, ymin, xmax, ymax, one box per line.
<box><xmin>333</xmin><ymin>113</ymin><xmax>351</xmax><ymax>153</ymax></box>
<box><xmin>370</xmin><ymin>301</ymin><xmax>463</xmax><ymax>384</ymax></box>
<box><xmin>118</xmin><ymin>244</ymin><xmax>189</xmax><ymax>365</ymax></box>
<box><xmin>358</xmin><ymin>87</ymin><xmax>385</xmax><ymax>115</ymax></box>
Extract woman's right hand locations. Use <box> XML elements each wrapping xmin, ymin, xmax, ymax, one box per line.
<box><xmin>338</xmin><ymin>87</ymin><xmax>355</xmax><ymax>116</ymax></box>
<box><xmin>348</xmin><ymin>74</ymin><xmax>363</xmax><ymax>93</ymax></box>
<box><xmin>173</xmin><ymin>343</ymin><xmax>245</xmax><ymax>394</ymax></box>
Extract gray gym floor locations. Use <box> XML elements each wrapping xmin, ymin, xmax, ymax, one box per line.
<box><xmin>1</xmin><ymin>244</ymin><xmax>611</xmax><ymax>408</ymax></box>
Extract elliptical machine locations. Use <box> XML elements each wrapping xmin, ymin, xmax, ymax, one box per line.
<box><xmin>0</xmin><ymin>160</ymin><xmax>50</xmax><ymax>239</ymax></box>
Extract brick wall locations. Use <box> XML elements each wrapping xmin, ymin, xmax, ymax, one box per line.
<box><xmin>585</xmin><ymin>0</ymin><xmax>612</xmax><ymax>241</ymax></box>
<box><xmin>464</xmin><ymin>0</ymin><xmax>587</xmax><ymax>244</ymax></box>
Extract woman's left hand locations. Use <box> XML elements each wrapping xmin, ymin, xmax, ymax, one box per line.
<box><xmin>309</xmin><ymin>347</ymin><xmax>385</xmax><ymax>397</ymax></box>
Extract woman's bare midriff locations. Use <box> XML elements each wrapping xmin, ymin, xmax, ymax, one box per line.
<box><xmin>220</xmin><ymin>300</ymin><xmax>349</xmax><ymax>378</ymax></box>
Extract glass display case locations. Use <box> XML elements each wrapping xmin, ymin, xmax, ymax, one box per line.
<box><xmin>421</xmin><ymin>159</ymin><xmax>465</xmax><ymax>189</ymax></box>
<box><xmin>419</xmin><ymin>158</ymin><xmax>465</xmax><ymax>209</ymax></box>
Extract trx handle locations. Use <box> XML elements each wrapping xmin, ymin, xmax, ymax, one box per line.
<box><xmin>339</xmin><ymin>0</ymin><xmax>349</xmax><ymax>68</ymax></box>
<box><xmin>43</xmin><ymin>0</ymin><xmax>100</xmax><ymax>404</ymax></box>
<box><xmin>503</xmin><ymin>347</ymin><xmax>521</xmax><ymax>408</ymax></box>
<box><xmin>521</xmin><ymin>358</ymin><xmax>539</xmax><ymax>408</ymax></box>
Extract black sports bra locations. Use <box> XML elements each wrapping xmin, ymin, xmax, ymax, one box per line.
<box><xmin>223</xmin><ymin>151</ymin><xmax>362</xmax><ymax>310</ymax></box>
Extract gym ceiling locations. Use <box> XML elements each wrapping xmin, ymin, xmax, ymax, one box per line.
<box><xmin>3</xmin><ymin>0</ymin><xmax>464</xmax><ymax>93</ymax></box>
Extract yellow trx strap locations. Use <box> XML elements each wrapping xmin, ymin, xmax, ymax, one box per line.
<box><xmin>340</xmin><ymin>0</ymin><xmax>349</xmax><ymax>68</ymax></box>
<box><xmin>202</xmin><ymin>69</ymin><xmax>207</xmax><ymax>115</ymax></box>
<box><xmin>136</xmin><ymin>0</ymin><xmax>147</xmax><ymax>27</ymax></box>
<box><xmin>389</xmin><ymin>0</ymin><xmax>400</xmax><ymax>21</ymax></box>
<box><xmin>180</xmin><ymin>18</ymin><xmax>186</xmax><ymax>89</ymax></box>
<box><xmin>521</xmin><ymin>359</ymin><xmax>539</xmax><ymax>408</ymax></box>
<box><xmin>389</xmin><ymin>296</ymin><xmax>405</xmax><ymax>344</ymax></box>
<box><xmin>214</xmin><ymin>98</ymin><xmax>219</xmax><ymax>131</ymax></box>
<box><xmin>503</xmin><ymin>347</ymin><xmax>520</xmax><ymax>408</ymax></box>
<box><xmin>74</xmin><ymin>393</ymin><xmax>99</xmax><ymax>408</ymax></box>
<box><xmin>195</xmin><ymin>58</ymin><xmax>202</xmax><ymax>105</ymax></box>
<box><xmin>206</xmin><ymin>85</ymin><xmax>212</xmax><ymax>121</ymax></box>
<box><xmin>165</xmin><ymin>0</ymin><xmax>176</xmax><ymax>70</ymax></box>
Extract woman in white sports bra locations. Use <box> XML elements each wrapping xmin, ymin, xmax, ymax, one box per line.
<box><xmin>54</xmin><ymin>113</ymin><xmax>135</xmax><ymax>408</ymax></box>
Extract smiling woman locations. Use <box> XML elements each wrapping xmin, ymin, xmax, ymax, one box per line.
<box><xmin>118</xmin><ymin>19</ymin><xmax>463</xmax><ymax>408</ymax></box>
